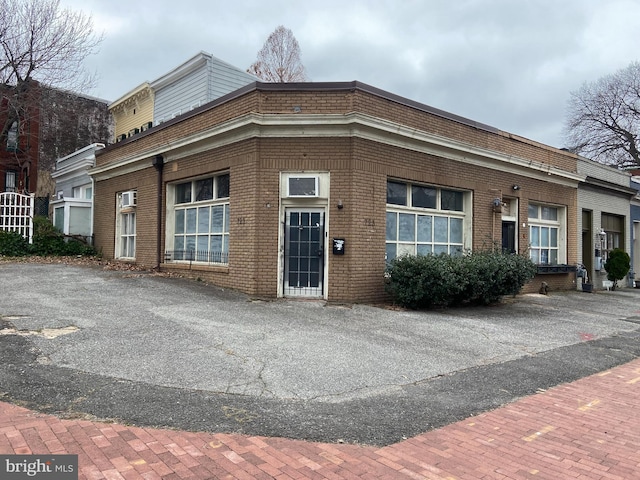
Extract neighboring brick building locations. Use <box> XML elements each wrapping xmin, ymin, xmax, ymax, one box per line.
<box><xmin>91</xmin><ymin>81</ymin><xmax>583</xmax><ymax>303</ymax></box>
<box><xmin>1</xmin><ymin>82</ymin><xmax>112</xmax><ymax>214</ymax></box>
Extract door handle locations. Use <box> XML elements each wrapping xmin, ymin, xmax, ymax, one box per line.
<box><xmin>317</xmin><ymin>248</ymin><xmax>323</xmax><ymax>257</ymax></box>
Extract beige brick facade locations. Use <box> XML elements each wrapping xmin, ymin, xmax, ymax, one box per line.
<box><xmin>91</xmin><ymin>82</ymin><xmax>582</xmax><ymax>302</ymax></box>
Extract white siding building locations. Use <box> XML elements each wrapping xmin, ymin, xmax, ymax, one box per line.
<box><xmin>151</xmin><ymin>52</ymin><xmax>256</xmax><ymax>125</ymax></box>
<box><xmin>577</xmin><ymin>157</ymin><xmax>635</xmax><ymax>290</ymax></box>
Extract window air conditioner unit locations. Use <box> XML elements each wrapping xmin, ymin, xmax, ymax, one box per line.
<box><xmin>121</xmin><ymin>191</ymin><xmax>137</xmax><ymax>207</ymax></box>
<box><xmin>140</xmin><ymin>121</ymin><xmax>152</xmax><ymax>132</ymax></box>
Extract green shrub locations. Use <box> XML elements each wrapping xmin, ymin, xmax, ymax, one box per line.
<box><xmin>0</xmin><ymin>216</ymin><xmax>96</xmax><ymax>258</ymax></box>
<box><xmin>0</xmin><ymin>230</ymin><xmax>30</xmax><ymax>256</ymax></box>
<box><xmin>604</xmin><ymin>248</ymin><xmax>630</xmax><ymax>290</ymax></box>
<box><xmin>385</xmin><ymin>250</ymin><xmax>537</xmax><ymax>309</ymax></box>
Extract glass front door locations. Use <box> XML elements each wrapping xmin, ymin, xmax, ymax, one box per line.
<box><xmin>284</xmin><ymin>209</ymin><xmax>325</xmax><ymax>297</ymax></box>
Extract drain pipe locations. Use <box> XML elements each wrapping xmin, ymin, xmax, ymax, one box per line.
<box><xmin>152</xmin><ymin>154</ymin><xmax>164</xmax><ymax>268</ymax></box>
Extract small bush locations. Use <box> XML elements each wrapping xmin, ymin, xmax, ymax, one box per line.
<box><xmin>385</xmin><ymin>250</ymin><xmax>537</xmax><ymax>309</ymax></box>
<box><xmin>0</xmin><ymin>216</ymin><xmax>96</xmax><ymax>258</ymax></box>
<box><xmin>604</xmin><ymin>248</ymin><xmax>630</xmax><ymax>290</ymax></box>
<box><xmin>0</xmin><ymin>230</ymin><xmax>30</xmax><ymax>256</ymax></box>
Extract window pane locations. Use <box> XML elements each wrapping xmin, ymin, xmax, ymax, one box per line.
<box><xmin>530</xmin><ymin>226</ymin><xmax>540</xmax><ymax>247</ymax></box>
<box><xmin>197</xmin><ymin>236</ymin><xmax>208</xmax><ymax>253</ymax></box>
<box><xmin>175</xmin><ymin>209</ymin><xmax>185</xmax><ymax>234</ymax></box>
<box><xmin>289</xmin><ymin>177</ymin><xmax>316</xmax><ymax>196</ymax></box>
<box><xmin>195</xmin><ymin>178</ymin><xmax>213</xmax><ymax>201</ymax></box>
<box><xmin>217</xmin><ymin>174</ymin><xmax>230</xmax><ymax>198</ymax></box>
<box><xmin>549</xmin><ymin>250</ymin><xmax>558</xmax><ymax>264</ymax></box>
<box><xmin>397</xmin><ymin>243</ymin><xmax>414</xmax><ymax>257</ymax></box>
<box><xmin>530</xmin><ymin>249</ymin><xmax>539</xmax><ymax>263</ymax></box>
<box><xmin>176</xmin><ymin>182</ymin><xmax>191</xmax><ymax>204</ymax></box>
<box><xmin>434</xmin><ymin>217</ymin><xmax>448</xmax><ymax>243</ymax></box>
<box><xmin>417</xmin><ymin>244</ymin><xmax>432</xmax><ymax>256</ymax></box>
<box><xmin>186</xmin><ymin>208</ymin><xmax>197</xmax><ymax>233</ymax></box>
<box><xmin>434</xmin><ymin>245</ymin><xmax>448</xmax><ymax>255</ymax></box>
<box><xmin>441</xmin><ymin>190</ymin><xmax>463</xmax><ymax>211</ymax></box>
<box><xmin>185</xmin><ymin>235</ymin><xmax>196</xmax><ymax>253</ymax></box>
<box><xmin>450</xmin><ymin>218</ymin><xmax>463</xmax><ymax>244</ymax></box>
<box><xmin>398</xmin><ymin>213</ymin><xmax>415</xmax><ymax>241</ymax></box>
<box><xmin>386</xmin><ymin>243</ymin><xmax>397</xmax><ymax>262</ymax></box>
<box><xmin>528</xmin><ymin>204</ymin><xmax>538</xmax><ymax>219</ymax></box>
<box><xmin>174</xmin><ymin>236</ymin><xmax>184</xmax><ymax>253</ymax></box>
<box><xmin>541</xmin><ymin>206</ymin><xmax>557</xmax><ymax>221</ymax></box>
<box><xmin>210</xmin><ymin>235</ymin><xmax>222</xmax><ymax>252</ymax></box>
<box><xmin>550</xmin><ymin>228</ymin><xmax>558</xmax><ymax>248</ymax></box>
<box><xmin>387</xmin><ymin>181</ymin><xmax>407</xmax><ymax>205</ymax></box>
<box><xmin>211</xmin><ymin>205</ymin><xmax>224</xmax><ymax>233</ymax></box>
<box><xmin>411</xmin><ymin>185</ymin><xmax>436</xmax><ymax>209</ymax></box>
<box><xmin>541</xmin><ymin>227</ymin><xmax>549</xmax><ymax>248</ymax></box>
<box><xmin>224</xmin><ymin>204</ymin><xmax>230</xmax><ymax>233</ymax></box>
<box><xmin>386</xmin><ymin>212</ymin><xmax>397</xmax><ymax>241</ymax></box>
<box><xmin>197</xmin><ymin>207</ymin><xmax>210</xmax><ymax>233</ymax></box>
<box><xmin>416</xmin><ymin>215</ymin><xmax>432</xmax><ymax>242</ymax></box>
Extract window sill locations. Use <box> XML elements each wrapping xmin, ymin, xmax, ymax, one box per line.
<box><xmin>536</xmin><ymin>264</ymin><xmax>577</xmax><ymax>274</ymax></box>
<box><xmin>161</xmin><ymin>262</ymin><xmax>229</xmax><ymax>274</ymax></box>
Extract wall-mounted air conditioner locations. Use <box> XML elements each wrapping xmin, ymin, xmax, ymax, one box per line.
<box><xmin>121</xmin><ymin>191</ymin><xmax>137</xmax><ymax>207</ymax></box>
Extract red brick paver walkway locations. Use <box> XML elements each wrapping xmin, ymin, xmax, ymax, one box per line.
<box><xmin>2</xmin><ymin>359</ymin><xmax>640</xmax><ymax>479</ymax></box>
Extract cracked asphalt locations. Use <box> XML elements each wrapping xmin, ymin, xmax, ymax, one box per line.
<box><xmin>1</xmin><ymin>262</ymin><xmax>640</xmax><ymax>446</ymax></box>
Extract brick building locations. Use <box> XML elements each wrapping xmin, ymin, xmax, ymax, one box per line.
<box><xmin>91</xmin><ymin>82</ymin><xmax>582</xmax><ymax>302</ymax></box>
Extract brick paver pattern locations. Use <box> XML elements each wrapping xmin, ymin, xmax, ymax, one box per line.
<box><xmin>2</xmin><ymin>358</ymin><xmax>640</xmax><ymax>479</ymax></box>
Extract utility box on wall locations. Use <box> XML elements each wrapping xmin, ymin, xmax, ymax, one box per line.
<box><xmin>333</xmin><ymin>238</ymin><xmax>345</xmax><ymax>255</ymax></box>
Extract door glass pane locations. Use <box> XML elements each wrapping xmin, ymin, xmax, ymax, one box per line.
<box><xmin>398</xmin><ymin>213</ymin><xmax>415</xmax><ymax>241</ymax></box>
<box><xmin>386</xmin><ymin>212</ymin><xmax>397</xmax><ymax>241</ymax></box>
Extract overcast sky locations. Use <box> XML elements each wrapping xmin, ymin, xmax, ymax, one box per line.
<box><xmin>58</xmin><ymin>0</ymin><xmax>640</xmax><ymax>150</ymax></box>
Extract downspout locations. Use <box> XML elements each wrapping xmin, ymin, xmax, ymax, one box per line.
<box><xmin>152</xmin><ymin>154</ymin><xmax>164</xmax><ymax>268</ymax></box>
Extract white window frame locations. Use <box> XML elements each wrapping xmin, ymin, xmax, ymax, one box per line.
<box><xmin>287</xmin><ymin>175</ymin><xmax>320</xmax><ymax>198</ymax></box>
<box><xmin>166</xmin><ymin>172</ymin><xmax>230</xmax><ymax>265</ymax></box>
<box><xmin>5</xmin><ymin>171</ymin><xmax>16</xmax><ymax>192</ymax></box>
<box><xmin>528</xmin><ymin>203</ymin><xmax>566</xmax><ymax>265</ymax></box>
<box><xmin>115</xmin><ymin>191</ymin><xmax>137</xmax><ymax>260</ymax></box>
<box><xmin>385</xmin><ymin>180</ymin><xmax>471</xmax><ymax>262</ymax></box>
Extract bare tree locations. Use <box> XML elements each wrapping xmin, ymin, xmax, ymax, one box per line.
<box><xmin>248</xmin><ymin>26</ymin><xmax>308</xmax><ymax>83</ymax></box>
<box><xmin>0</xmin><ymin>0</ymin><xmax>102</xmax><ymax>186</ymax></box>
<box><xmin>564</xmin><ymin>61</ymin><xmax>640</xmax><ymax>168</ymax></box>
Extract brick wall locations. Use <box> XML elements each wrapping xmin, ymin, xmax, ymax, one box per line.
<box><xmin>93</xmin><ymin>83</ymin><xmax>580</xmax><ymax>302</ymax></box>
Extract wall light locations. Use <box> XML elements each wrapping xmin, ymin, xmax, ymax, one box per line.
<box><xmin>337</xmin><ymin>199</ymin><xmax>344</xmax><ymax>210</ymax></box>
<box><xmin>512</xmin><ymin>184</ymin><xmax>520</xmax><ymax>191</ymax></box>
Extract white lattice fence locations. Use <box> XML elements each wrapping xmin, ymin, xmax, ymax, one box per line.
<box><xmin>0</xmin><ymin>192</ymin><xmax>34</xmax><ymax>244</ymax></box>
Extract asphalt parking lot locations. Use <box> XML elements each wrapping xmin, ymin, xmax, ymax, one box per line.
<box><xmin>1</xmin><ymin>262</ymin><xmax>640</xmax><ymax>446</ymax></box>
